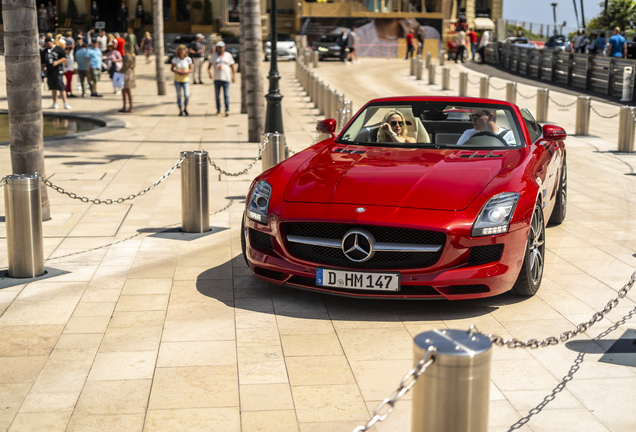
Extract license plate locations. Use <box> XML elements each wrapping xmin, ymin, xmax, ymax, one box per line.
<box><xmin>316</xmin><ymin>268</ymin><xmax>400</xmax><ymax>291</ymax></box>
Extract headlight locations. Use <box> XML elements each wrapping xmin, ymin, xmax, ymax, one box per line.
<box><xmin>247</xmin><ymin>180</ymin><xmax>272</xmax><ymax>224</ymax></box>
<box><xmin>472</xmin><ymin>192</ymin><xmax>520</xmax><ymax>237</ymax></box>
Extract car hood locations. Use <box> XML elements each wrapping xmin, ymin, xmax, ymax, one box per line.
<box><xmin>283</xmin><ymin>145</ymin><xmax>520</xmax><ymax>211</ymax></box>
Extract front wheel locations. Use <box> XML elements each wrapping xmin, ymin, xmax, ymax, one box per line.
<box><xmin>512</xmin><ymin>203</ymin><xmax>545</xmax><ymax>296</ymax></box>
<box><xmin>548</xmin><ymin>159</ymin><xmax>567</xmax><ymax>225</ymax></box>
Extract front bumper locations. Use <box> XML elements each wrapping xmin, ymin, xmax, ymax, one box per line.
<box><xmin>244</xmin><ymin>202</ymin><xmax>529</xmax><ymax>300</ymax></box>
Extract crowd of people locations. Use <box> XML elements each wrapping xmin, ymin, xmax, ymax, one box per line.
<box><xmin>39</xmin><ymin>28</ymin><xmax>138</xmax><ymax>111</ymax></box>
<box><xmin>572</xmin><ymin>27</ymin><xmax>628</xmax><ymax>58</ymax></box>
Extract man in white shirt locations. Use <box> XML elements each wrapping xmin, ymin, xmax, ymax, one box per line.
<box><xmin>208</xmin><ymin>41</ymin><xmax>236</xmax><ymax>116</ymax></box>
<box><xmin>573</xmin><ymin>30</ymin><xmax>585</xmax><ymax>54</ymax></box>
<box><xmin>477</xmin><ymin>30</ymin><xmax>490</xmax><ymax>64</ymax></box>
<box><xmin>456</xmin><ymin>109</ymin><xmax>516</xmax><ymax>146</ymax></box>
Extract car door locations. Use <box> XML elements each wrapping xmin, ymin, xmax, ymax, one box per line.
<box><xmin>520</xmin><ymin>108</ymin><xmax>560</xmax><ymax>221</ymax></box>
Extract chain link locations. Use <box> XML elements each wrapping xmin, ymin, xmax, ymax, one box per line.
<box><xmin>467</xmin><ymin>76</ymin><xmax>481</xmax><ymax>85</ymax></box>
<box><xmin>0</xmin><ymin>176</ymin><xmax>6</xmax><ymax>189</ymax></box>
<box><xmin>516</xmin><ymin>89</ymin><xmax>536</xmax><ymax>99</ymax></box>
<box><xmin>548</xmin><ymin>95</ymin><xmax>577</xmax><ymax>107</ymax></box>
<box><xmin>590</xmin><ymin>103</ymin><xmax>620</xmax><ymax>119</ymax></box>
<box><xmin>489</xmin><ymin>82</ymin><xmax>506</xmax><ymax>90</ymax></box>
<box><xmin>208</xmin><ymin>135</ymin><xmax>268</xmax><ymax>177</ymax></box>
<box><xmin>488</xmin><ymin>271</ymin><xmax>636</xmax><ymax>349</ymax></box>
<box><xmin>351</xmin><ymin>347</ymin><xmax>436</xmax><ymax>432</ymax></box>
<box><xmin>42</xmin><ymin>156</ymin><xmax>185</xmax><ymax>204</ymax></box>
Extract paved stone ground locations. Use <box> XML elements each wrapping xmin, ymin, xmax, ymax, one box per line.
<box><xmin>0</xmin><ymin>54</ymin><xmax>635</xmax><ymax>432</ymax></box>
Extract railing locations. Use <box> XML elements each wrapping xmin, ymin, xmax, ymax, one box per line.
<box><xmin>484</xmin><ymin>42</ymin><xmax>636</xmax><ymax>102</ymax></box>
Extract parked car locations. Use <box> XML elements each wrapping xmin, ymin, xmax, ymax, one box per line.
<box><xmin>503</xmin><ymin>37</ymin><xmax>538</xmax><ymax>49</ymax></box>
<box><xmin>544</xmin><ymin>35</ymin><xmax>571</xmax><ymax>52</ymax></box>
<box><xmin>264</xmin><ymin>33</ymin><xmax>297</xmax><ymax>61</ymax></box>
<box><xmin>242</xmin><ymin>97</ymin><xmax>567</xmax><ymax>299</ymax></box>
<box><xmin>165</xmin><ymin>34</ymin><xmax>208</xmax><ymax>64</ymax></box>
<box><xmin>312</xmin><ymin>34</ymin><xmax>342</xmax><ymax>60</ymax></box>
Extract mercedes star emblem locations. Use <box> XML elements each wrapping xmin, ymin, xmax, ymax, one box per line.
<box><xmin>356</xmin><ymin>207</ymin><xmax>366</xmax><ymax>213</ymax></box>
<box><xmin>341</xmin><ymin>229</ymin><xmax>375</xmax><ymax>262</ymax></box>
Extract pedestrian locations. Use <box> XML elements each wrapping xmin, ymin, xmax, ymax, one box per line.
<box><xmin>41</xmin><ymin>36</ymin><xmax>71</xmax><ymax>109</ymax></box>
<box><xmin>579</xmin><ymin>29</ymin><xmax>587</xmax><ymax>53</ymax></box>
<box><xmin>586</xmin><ymin>33</ymin><xmax>597</xmax><ymax>55</ymax></box>
<box><xmin>97</xmin><ymin>30</ymin><xmax>107</xmax><ymax>52</ymax></box>
<box><xmin>467</xmin><ymin>27</ymin><xmax>477</xmax><ymax>60</ymax></box>
<box><xmin>416</xmin><ymin>26</ymin><xmax>424</xmax><ymax>56</ymax></box>
<box><xmin>118</xmin><ymin>2</ymin><xmax>129</xmax><ymax>34</ymax></box>
<box><xmin>140</xmin><ymin>32</ymin><xmax>153</xmax><ymax>64</ymax></box>
<box><xmin>106</xmin><ymin>43</ymin><xmax>123</xmax><ymax>94</ymax></box>
<box><xmin>86</xmin><ymin>39</ymin><xmax>104</xmax><ymax>97</ymax></box>
<box><xmin>597</xmin><ymin>32</ymin><xmax>606</xmax><ymax>56</ymax></box>
<box><xmin>74</xmin><ymin>35</ymin><xmax>84</xmax><ymax>55</ymax></box>
<box><xmin>346</xmin><ymin>28</ymin><xmax>357</xmax><ymax>63</ymax></box>
<box><xmin>455</xmin><ymin>24</ymin><xmax>467</xmax><ymax>63</ymax></box>
<box><xmin>404</xmin><ymin>28</ymin><xmax>415</xmax><ymax>59</ymax></box>
<box><xmin>74</xmin><ymin>42</ymin><xmax>90</xmax><ymax>97</ymax></box>
<box><xmin>90</xmin><ymin>1</ymin><xmax>100</xmax><ymax>28</ymax></box>
<box><xmin>608</xmin><ymin>27</ymin><xmax>627</xmax><ymax>58</ymax></box>
<box><xmin>107</xmin><ymin>33</ymin><xmax>116</xmax><ymax>48</ymax></box>
<box><xmin>338</xmin><ymin>30</ymin><xmax>349</xmax><ymax>63</ymax></box>
<box><xmin>38</xmin><ymin>4</ymin><xmax>48</xmax><ymax>31</ymax></box>
<box><xmin>477</xmin><ymin>29</ymin><xmax>490</xmax><ymax>64</ymax></box>
<box><xmin>46</xmin><ymin>2</ymin><xmax>56</xmax><ymax>32</ymax></box>
<box><xmin>125</xmin><ymin>28</ymin><xmax>137</xmax><ymax>53</ymax></box>
<box><xmin>208</xmin><ymin>41</ymin><xmax>235</xmax><ymax>117</ymax></box>
<box><xmin>120</xmin><ymin>43</ymin><xmax>136</xmax><ymax>113</ymax></box>
<box><xmin>171</xmin><ymin>45</ymin><xmax>192</xmax><ymax>116</ymax></box>
<box><xmin>115</xmin><ymin>32</ymin><xmax>126</xmax><ymax>57</ymax></box>
<box><xmin>573</xmin><ymin>30</ymin><xmax>583</xmax><ymax>54</ymax></box>
<box><xmin>63</xmin><ymin>41</ymin><xmax>76</xmax><ymax>99</ymax></box>
<box><xmin>189</xmin><ymin>34</ymin><xmax>205</xmax><ymax>84</ymax></box>
<box><xmin>135</xmin><ymin>4</ymin><xmax>145</xmax><ymax>34</ymax></box>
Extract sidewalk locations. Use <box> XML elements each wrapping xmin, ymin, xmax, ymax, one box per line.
<box><xmin>0</xmin><ymin>56</ymin><xmax>634</xmax><ymax>432</ymax></box>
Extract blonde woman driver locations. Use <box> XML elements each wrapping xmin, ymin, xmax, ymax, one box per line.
<box><xmin>377</xmin><ymin>110</ymin><xmax>416</xmax><ymax>143</ymax></box>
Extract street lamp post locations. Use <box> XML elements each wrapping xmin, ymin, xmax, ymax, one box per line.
<box><xmin>264</xmin><ymin>0</ymin><xmax>284</xmax><ymax>134</ymax></box>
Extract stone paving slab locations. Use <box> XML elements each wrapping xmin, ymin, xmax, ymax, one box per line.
<box><xmin>0</xmin><ymin>55</ymin><xmax>634</xmax><ymax>432</ymax></box>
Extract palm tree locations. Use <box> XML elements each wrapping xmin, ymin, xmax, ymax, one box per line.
<box><xmin>241</xmin><ymin>0</ymin><xmax>265</xmax><ymax>142</ymax></box>
<box><xmin>2</xmin><ymin>0</ymin><xmax>50</xmax><ymax>220</ymax></box>
<box><xmin>153</xmin><ymin>0</ymin><xmax>166</xmax><ymax>95</ymax></box>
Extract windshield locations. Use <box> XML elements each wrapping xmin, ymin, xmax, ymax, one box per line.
<box><xmin>319</xmin><ymin>35</ymin><xmax>340</xmax><ymax>43</ymax></box>
<box><xmin>338</xmin><ymin>102</ymin><xmax>524</xmax><ymax>149</ymax></box>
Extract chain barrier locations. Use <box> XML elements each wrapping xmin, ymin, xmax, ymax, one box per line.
<box><xmin>590</xmin><ymin>102</ymin><xmax>620</xmax><ymax>119</ymax></box>
<box><xmin>42</xmin><ymin>156</ymin><xmax>185</xmax><ymax>204</ymax></box>
<box><xmin>516</xmin><ymin>89</ymin><xmax>536</xmax><ymax>99</ymax></box>
<box><xmin>489</xmin><ymin>82</ymin><xmax>506</xmax><ymax>91</ymax></box>
<box><xmin>488</xmin><ymin>270</ymin><xmax>636</xmax><ymax>348</ymax></box>
<box><xmin>467</xmin><ymin>76</ymin><xmax>481</xmax><ymax>85</ymax></box>
<box><xmin>351</xmin><ymin>346</ymin><xmax>436</xmax><ymax>432</ymax></box>
<box><xmin>548</xmin><ymin>95</ymin><xmax>576</xmax><ymax>107</ymax></box>
<box><xmin>207</xmin><ymin>135</ymin><xmax>268</xmax><ymax>177</ymax></box>
<box><xmin>630</xmin><ymin>107</ymin><xmax>636</xmax><ymax>123</ymax></box>
<box><xmin>450</xmin><ymin>73</ymin><xmax>460</xmax><ymax>79</ymax></box>
<box><xmin>0</xmin><ymin>176</ymin><xmax>6</xmax><ymax>189</ymax></box>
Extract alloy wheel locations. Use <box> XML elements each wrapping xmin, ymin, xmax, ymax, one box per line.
<box><xmin>529</xmin><ymin>206</ymin><xmax>545</xmax><ymax>285</ymax></box>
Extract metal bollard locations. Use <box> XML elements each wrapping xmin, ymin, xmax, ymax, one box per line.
<box><xmin>618</xmin><ymin>106</ymin><xmax>635</xmax><ymax>152</ymax></box>
<box><xmin>505</xmin><ymin>82</ymin><xmax>517</xmax><ymax>104</ymax></box>
<box><xmin>323</xmin><ymin>84</ymin><xmax>331</xmax><ymax>118</ymax></box>
<box><xmin>312</xmin><ymin>50</ymin><xmax>319</xmax><ymax>68</ymax></box>
<box><xmin>425</xmin><ymin>51</ymin><xmax>431</xmax><ymax>69</ymax></box>
<box><xmin>308</xmin><ymin>73</ymin><xmax>314</xmax><ymax>101</ymax></box>
<box><xmin>428</xmin><ymin>63</ymin><xmax>436</xmax><ymax>85</ymax></box>
<box><xmin>329</xmin><ymin>89</ymin><xmax>338</xmax><ymax>121</ymax></box>
<box><xmin>416</xmin><ymin>58</ymin><xmax>424</xmax><ymax>80</ymax></box>
<box><xmin>261</xmin><ymin>132</ymin><xmax>286</xmax><ymax>170</ymax></box>
<box><xmin>181</xmin><ymin>150</ymin><xmax>209</xmax><ymax>234</ymax></box>
<box><xmin>439</xmin><ymin>50</ymin><xmax>445</xmax><ymax>66</ymax></box>
<box><xmin>336</xmin><ymin>93</ymin><xmax>345</xmax><ymax>131</ymax></box>
<box><xmin>536</xmin><ymin>88</ymin><xmax>549</xmax><ymax>123</ymax></box>
<box><xmin>458</xmin><ymin>71</ymin><xmax>468</xmax><ymax>96</ymax></box>
<box><xmin>575</xmin><ymin>96</ymin><xmax>591</xmax><ymax>136</ymax></box>
<box><xmin>4</xmin><ymin>174</ymin><xmax>45</xmax><ymax>278</ymax></box>
<box><xmin>412</xmin><ymin>329</ymin><xmax>492</xmax><ymax>432</ymax></box>
<box><xmin>410</xmin><ymin>57</ymin><xmax>417</xmax><ymax>76</ymax></box>
<box><xmin>314</xmin><ymin>79</ymin><xmax>322</xmax><ymax>109</ymax></box>
<box><xmin>304</xmin><ymin>50</ymin><xmax>311</xmax><ymax>67</ymax></box>
<box><xmin>343</xmin><ymin>100</ymin><xmax>353</xmax><ymax>128</ymax></box>
<box><xmin>318</xmin><ymin>82</ymin><xmax>327</xmax><ymax>115</ymax></box>
<box><xmin>479</xmin><ymin>76</ymin><xmax>489</xmax><ymax>98</ymax></box>
<box><xmin>621</xmin><ymin>66</ymin><xmax>634</xmax><ymax>102</ymax></box>
<box><xmin>441</xmin><ymin>67</ymin><xmax>450</xmax><ymax>90</ymax></box>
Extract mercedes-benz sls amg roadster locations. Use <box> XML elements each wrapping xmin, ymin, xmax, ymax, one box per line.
<box><xmin>241</xmin><ymin>97</ymin><xmax>567</xmax><ymax>299</ymax></box>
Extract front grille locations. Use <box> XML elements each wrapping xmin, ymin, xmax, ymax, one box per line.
<box><xmin>254</xmin><ymin>267</ymin><xmax>286</xmax><ymax>280</ymax></box>
<box><xmin>467</xmin><ymin>244</ymin><xmax>504</xmax><ymax>266</ymax></box>
<box><xmin>286</xmin><ymin>276</ymin><xmax>441</xmax><ymax>296</ymax></box>
<box><xmin>283</xmin><ymin>223</ymin><xmax>446</xmax><ymax>270</ymax></box>
<box><xmin>250</xmin><ymin>228</ymin><xmax>274</xmax><ymax>250</ymax></box>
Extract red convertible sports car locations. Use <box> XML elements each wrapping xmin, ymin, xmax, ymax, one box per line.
<box><xmin>241</xmin><ymin>97</ymin><xmax>567</xmax><ymax>299</ymax></box>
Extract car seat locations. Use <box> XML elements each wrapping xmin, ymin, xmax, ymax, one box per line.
<box><xmin>398</xmin><ymin>108</ymin><xmax>431</xmax><ymax>143</ymax></box>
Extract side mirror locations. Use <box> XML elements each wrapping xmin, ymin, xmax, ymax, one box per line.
<box><xmin>316</xmin><ymin>119</ymin><xmax>337</xmax><ymax>135</ymax></box>
<box><xmin>542</xmin><ymin>124</ymin><xmax>567</xmax><ymax>141</ymax></box>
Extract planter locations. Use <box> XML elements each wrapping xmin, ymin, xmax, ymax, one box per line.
<box><xmin>191</xmin><ymin>24</ymin><xmax>213</xmax><ymax>34</ymax></box>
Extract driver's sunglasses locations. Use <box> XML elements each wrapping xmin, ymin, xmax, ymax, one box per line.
<box><xmin>390</xmin><ymin>121</ymin><xmax>405</xmax><ymax>127</ymax></box>
<box><xmin>469</xmin><ymin>113</ymin><xmax>487</xmax><ymax>119</ymax></box>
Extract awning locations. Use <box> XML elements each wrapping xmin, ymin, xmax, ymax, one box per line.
<box><xmin>474</xmin><ymin>18</ymin><xmax>495</xmax><ymax>30</ymax></box>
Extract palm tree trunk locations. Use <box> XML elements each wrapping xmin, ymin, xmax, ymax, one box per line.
<box><xmin>242</xmin><ymin>0</ymin><xmax>265</xmax><ymax>142</ymax></box>
<box><xmin>240</xmin><ymin>20</ymin><xmax>247</xmax><ymax>114</ymax></box>
<box><xmin>153</xmin><ymin>0</ymin><xmax>166</xmax><ymax>95</ymax></box>
<box><xmin>580</xmin><ymin>0</ymin><xmax>586</xmax><ymax>28</ymax></box>
<box><xmin>2</xmin><ymin>0</ymin><xmax>50</xmax><ymax>220</ymax></box>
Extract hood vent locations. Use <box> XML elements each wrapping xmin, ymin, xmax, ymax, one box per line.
<box><xmin>333</xmin><ymin>146</ymin><xmax>367</xmax><ymax>154</ymax></box>
<box><xmin>459</xmin><ymin>151</ymin><xmax>505</xmax><ymax>159</ymax></box>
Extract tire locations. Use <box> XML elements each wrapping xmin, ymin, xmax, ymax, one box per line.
<box><xmin>240</xmin><ymin>214</ymin><xmax>249</xmax><ymax>267</ymax></box>
<box><xmin>512</xmin><ymin>202</ymin><xmax>545</xmax><ymax>296</ymax></box>
<box><xmin>548</xmin><ymin>159</ymin><xmax>567</xmax><ymax>225</ymax></box>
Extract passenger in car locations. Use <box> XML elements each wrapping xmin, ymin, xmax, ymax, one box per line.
<box><xmin>377</xmin><ymin>110</ymin><xmax>416</xmax><ymax>144</ymax></box>
<box><xmin>456</xmin><ymin>109</ymin><xmax>516</xmax><ymax>146</ymax></box>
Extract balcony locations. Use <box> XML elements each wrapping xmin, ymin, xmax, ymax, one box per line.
<box><xmin>301</xmin><ymin>0</ymin><xmax>443</xmax><ymax>19</ymax></box>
